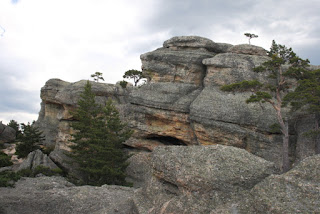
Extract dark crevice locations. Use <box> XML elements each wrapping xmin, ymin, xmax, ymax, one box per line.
<box><xmin>158</xmin><ymin>178</ymin><xmax>179</xmax><ymax>196</ymax></box>
<box><xmin>146</xmin><ymin>135</ymin><xmax>187</xmax><ymax>146</ymax></box>
<box><xmin>122</xmin><ymin>144</ymin><xmax>151</xmax><ymax>152</ymax></box>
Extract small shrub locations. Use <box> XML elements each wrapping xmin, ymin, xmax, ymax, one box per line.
<box><xmin>0</xmin><ymin>171</ymin><xmax>20</xmax><ymax>187</ymax></box>
<box><xmin>0</xmin><ymin>166</ymin><xmax>63</xmax><ymax>187</ymax></box>
<box><xmin>41</xmin><ymin>145</ymin><xmax>55</xmax><ymax>155</ymax></box>
<box><xmin>119</xmin><ymin>80</ymin><xmax>128</xmax><ymax>88</ymax></box>
<box><xmin>0</xmin><ymin>151</ymin><xmax>13</xmax><ymax>167</ymax></box>
<box><xmin>32</xmin><ymin>166</ymin><xmax>63</xmax><ymax>177</ymax></box>
<box><xmin>17</xmin><ymin>168</ymin><xmax>33</xmax><ymax>177</ymax></box>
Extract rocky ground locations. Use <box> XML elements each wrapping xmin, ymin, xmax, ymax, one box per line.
<box><xmin>1</xmin><ymin>145</ymin><xmax>319</xmax><ymax>213</ymax></box>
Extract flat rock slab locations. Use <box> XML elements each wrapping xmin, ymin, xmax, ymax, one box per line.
<box><xmin>0</xmin><ymin>176</ymin><xmax>136</xmax><ymax>214</ymax></box>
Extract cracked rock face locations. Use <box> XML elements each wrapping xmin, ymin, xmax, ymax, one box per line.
<box><xmin>18</xmin><ymin>149</ymin><xmax>59</xmax><ymax>171</ymax></box>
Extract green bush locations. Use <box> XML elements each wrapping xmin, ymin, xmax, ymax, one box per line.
<box><xmin>32</xmin><ymin>166</ymin><xmax>63</xmax><ymax>176</ymax></box>
<box><xmin>0</xmin><ymin>171</ymin><xmax>20</xmax><ymax>187</ymax></box>
<box><xmin>0</xmin><ymin>151</ymin><xmax>13</xmax><ymax>167</ymax></box>
<box><xmin>41</xmin><ymin>145</ymin><xmax>55</xmax><ymax>155</ymax></box>
<box><xmin>0</xmin><ymin>166</ymin><xmax>63</xmax><ymax>187</ymax></box>
<box><xmin>17</xmin><ymin>168</ymin><xmax>33</xmax><ymax>177</ymax></box>
<box><xmin>119</xmin><ymin>80</ymin><xmax>128</xmax><ymax>88</ymax></box>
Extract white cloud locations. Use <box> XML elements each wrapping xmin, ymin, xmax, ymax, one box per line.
<box><xmin>0</xmin><ymin>112</ymin><xmax>39</xmax><ymax>125</ymax></box>
<box><xmin>0</xmin><ymin>0</ymin><xmax>319</xmax><ymax>123</ymax></box>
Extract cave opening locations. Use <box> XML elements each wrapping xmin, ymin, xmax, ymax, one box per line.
<box><xmin>146</xmin><ymin>135</ymin><xmax>187</xmax><ymax>146</ymax></box>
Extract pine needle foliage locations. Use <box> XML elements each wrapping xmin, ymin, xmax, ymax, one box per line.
<box><xmin>123</xmin><ymin>69</ymin><xmax>145</xmax><ymax>86</ymax></box>
<box><xmin>15</xmin><ymin>122</ymin><xmax>44</xmax><ymax>158</ymax></box>
<box><xmin>220</xmin><ymin>40</ymin><xmax>310</xmax><ymax>172</ymax></box>
<box><xmin>69</xmin><ymin>81</ymin><xmax>132</xmax><ymax>186</ymax></box>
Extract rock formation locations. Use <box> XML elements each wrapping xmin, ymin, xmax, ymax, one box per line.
<box><xmin>0</xmin><ymin>122</ymin><xmax>16</xmax><ymax>144</ymax></box>
<box><xmin>18</xmin><ymin>149</ymin><xmax>59</xmax><ymax>171</ymax></box>
<box><xmin>127</xmin><ymin>36</ymin><xmax>286</xmax><ymax>169</ymax></box>
<box><xmin>1</xmin><ymin>35</ymin><xmax>319</xmax><ymax>213</ymax></box>
<box><xmin>36</xmin><ymin>36</ymin><xmax>317</xmax><ymax>172</ymax></box>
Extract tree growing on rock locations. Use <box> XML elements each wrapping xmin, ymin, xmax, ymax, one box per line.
<box><xmin>69</xmin><ymin>80</ymin><xmax>132</xmax><ymax>186</ymax></box>
<box><xmin>244</xmin><ymin>33</ymin><xmax>258</xmax><ymax>45</ymax></box>
<box><xmin>220</xmin><ymin>40</ymin><xmax>310</xmax><ymax>172</ymax></box>
<box><xmin>123</xmin><ymin>69</ymin><xmax>145</xmax><ymax>86</ymax></box>
<box><xmin>284</xmin><ymin>69</ymin><xmax>320</xmax><ymax>153</ymax></box>
<box><xmin>15</xmin><ymin>122</ymin><xmax>45</xmax><ymax>158</ymax></box>
<box><xmin>91</xmin><ymin>72</ymin><xmax>104</xmax><ymax>82</ymax></box>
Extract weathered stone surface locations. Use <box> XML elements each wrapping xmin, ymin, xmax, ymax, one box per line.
<box><xmin>128</xmin><ymin>82</ymin><xmax>201</xmax><ymax>112</ymax></box>
<box><xmin>0</xmin><ymin>122</ymin><xmax>16</xmax><ymax>144</ymax></box>
<box><xmin>134</xmin><ymin>145</ymin><xmax>275</xmax><ymax>214</ymax></box>
<box><xmin>202</xmin><ymin>53</ymin><xmax>270</xmax><ymax>87</ymax></box>
<box><xmin>239</xmin><ymin>154</ymin><xmax>320</xmax><ymax>213</ymax></box>
<box><xmin>163</xmin><ymin>36</ymin><xmax>232</xmax><ymax>53</ymax></box>
<box><xmin>125</xmin><ymin>152</ymin><xmax>152</xmax><ymax>188</ymax></box>
<box><xmin>0</xmin><ymin>176</ymin><xmax>137</xmax><ymax>214</ymax></box>
<box><xmin>18</xmin><ymin>149</ymin><xmax>60</xmax><ymax>171</ymax></box>
<box><xmin>141</xmin><ymin>45</ymin><xmax>215</xmax><ymax>86</ymax></box>
<box><xmin>126</xmin><ymin>105</ymin><xmax>197</xmax><ymax>147</ymax></box>
<box><xmin>229</xmin><ymin>44</ymin><xmax>267</xmax><ymax>56</ymax></box>
<box><xmin>190</xmin><ymin>87</ymin><xmax>278</xmax><ymax>131</ymax></box>
<box><xmin>294</xmin><ymin>114</ymin><xmax>317</xmax><ymax>162</ymax></box>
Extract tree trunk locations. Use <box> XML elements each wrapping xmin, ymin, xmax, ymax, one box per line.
<box><xmin>282</xmin><ymin>118</ymin><xmax>290</xmax><ymax>172</ymax></box>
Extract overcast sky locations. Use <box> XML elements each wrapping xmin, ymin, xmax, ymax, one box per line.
<box><xmin>0</xmin><ymin>0</ymin><xmax>319</xmax><ymax>124</ymax></box>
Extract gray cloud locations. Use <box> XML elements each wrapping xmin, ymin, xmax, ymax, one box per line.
<box><xmin>144</xmin><ymin>0</ymin><xmax>320</xmax><ymax>65</ymax></box>
<box><xmin>145</xmin><ymin>0</ymin><xmax>256</xmax><ymax>35</ymax></box>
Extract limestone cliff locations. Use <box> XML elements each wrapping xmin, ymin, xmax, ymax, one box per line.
<box><xmin>36</xmin><ymin>36</ymin><xmax>316</xmax><ymax>171</ymax></box>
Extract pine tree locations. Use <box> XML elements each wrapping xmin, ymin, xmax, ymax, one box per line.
<box><xmin>69</xmin><ymin>80</ymin><xmax>132</xmax><ymax>186</ymax></box>
<box><xmin>15</xmin><ymin>121</ymin><xmax>44</xmax><ymax>158</ymax></box>
<box><xmin>244</xmin><ymin>33</ymin><xmax>258</xmax><ymax>45</ymax></box>
<box><xmin>123</xmin><ymin>69</ymin><xmax>145</xmax><ymax>86</ymax></box>
<box><xmin>220</xmin><ymin>40</ymin><xmax>310</xmax><ymax>172</ymax></box>
<box><xmin>91</xmin><ymin>72</ymin><xmax>104</xmax><ymax>82</ymax></box>
<box><xmin>284</xmin><ymin>69</ymin><xmax>320</xmax><ymax>153</ymax></box>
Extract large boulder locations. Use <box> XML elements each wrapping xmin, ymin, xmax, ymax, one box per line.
<box><xmin>239</xmin><ymin>154</ymin><xmax>320</xmax><ymax>213</ymax></box>
<box><xmin>133</xmin><ymin>145</ymin><xmax>275</xmax><ymax>214</ymax></box>
<box><xmin>0</xmin><ymin>122</ymin><xmax>16</xmax><ymax>144</ymax></box>
<box><xmin>0</xmin><ymin>176</ymin><xmax>136</xmax><ymax>214</ymax></box>
<box><xmin>229</xmin><ymin>44</ymin><xmax>268</xmax><ymax>56</ymax></box>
